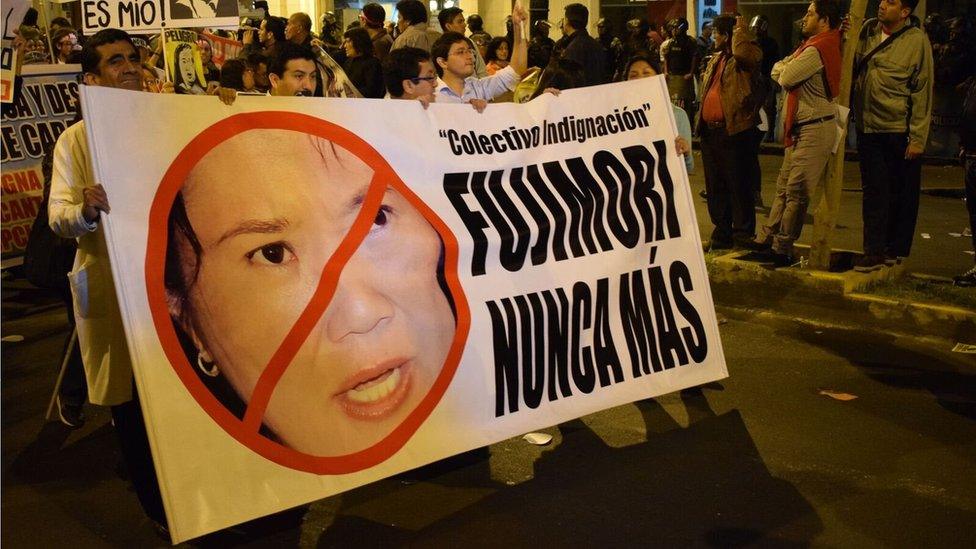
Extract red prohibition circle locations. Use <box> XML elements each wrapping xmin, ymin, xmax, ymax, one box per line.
<box><xmin>145</xmin><ymin>112</ymin><xmax>470</xmax><ymax>474</ymax></box>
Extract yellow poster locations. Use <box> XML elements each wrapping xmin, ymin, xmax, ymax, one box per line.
<box><xmin>164</xmin><ymin>29</ymin><xmax>207</xmax><ymax>94</ymax></box>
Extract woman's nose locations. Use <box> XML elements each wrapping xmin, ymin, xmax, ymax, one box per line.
<box><xmin>324</xmin><ymin>260</ymin><xmax>394</xmax><ymax>342</ymax></box>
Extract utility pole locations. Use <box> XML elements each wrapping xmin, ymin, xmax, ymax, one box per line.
<box><xmin>808</xmin><ymin>0</ymin><xmax>867</xmax><ymax>270</ymax></box>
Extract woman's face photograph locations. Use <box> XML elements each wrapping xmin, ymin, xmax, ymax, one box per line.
<box><xmin>171</xmin><ymin>130</ymin><xmax>456</xmax><ymax>457</ymax></box>
<box><xmin>178</xmin><ymin>47</ymin><xmax>197</xmax><ymax>85</ymax></box>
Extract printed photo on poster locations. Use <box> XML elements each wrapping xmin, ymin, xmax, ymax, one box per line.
<box><xmin>169</xmin><ymin>0</ymin><xmax>238</xmax><ymax>20</ymax></box>
<box><xmin>165</xmin><ymin>29</ymin><xmax>207</xmax><ymax>94</ymax></box>
<box><xmin>161</xmin><ymin>126</ymin><xmax>462</xmax><ymax>459</ymax></box>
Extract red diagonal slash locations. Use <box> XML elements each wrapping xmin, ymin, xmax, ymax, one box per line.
<box><xmin>241</xmin><ymin>171</ymin><xmax>387</xmax><ymax>431</ymax></box>
<box><xmin>146</xmin><ymin>112</ymin><xmax>469</xmax><ymax>473</ymax></box>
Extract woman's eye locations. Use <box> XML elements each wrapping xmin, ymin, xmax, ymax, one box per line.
<box><xmin>247</xmin><ymin>243</ymin><xmax>293</xmax><ymax>265</ymax></box>
<box><xmin>373</xmin><ymin>205</ymin><xmax>392</xmax><ymax>227</ymax></box>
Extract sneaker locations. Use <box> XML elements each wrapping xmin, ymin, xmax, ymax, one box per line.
<box><xmin>742</xmin><ymin>250</ymin><xmax>793</xmax><ymax>268</ymax></box>
<box><xmin>740</xmin><ymin>239</ymin><xmax>772</xmax><ymax>252</ymax></box>
<box><xmin>57</xmin><ymin>395</ymin><xmax>85</xmax><ymax>429</ymax></box>
<box><xmin>884</xmin><ymin>255</ymin><xmax>905</xmax><ymax>266</ymax></box>
<box><xmin>853</xmin><ymin>254</ymin><xmax>886</xmax><ymax>273</ymax></box>
<box><xmin>954</xmin><ymin>265</ymin><xmax>976</xmax><ymax>287</ymax></box>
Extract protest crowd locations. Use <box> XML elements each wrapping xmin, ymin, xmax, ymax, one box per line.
<box><xmin>1</xmin><ymin>0</ymin><xmax>974</xmax><ymax>542</ymax></box>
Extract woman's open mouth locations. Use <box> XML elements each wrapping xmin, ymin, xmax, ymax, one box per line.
<box><xmin>335</xmin><ymin>360</ymin><xmax>413</xmax><ymax>420</ymax></box>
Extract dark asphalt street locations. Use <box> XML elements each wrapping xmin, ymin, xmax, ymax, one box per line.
<box><xmin>2</xmin><ymin>300</ymin><xmax>974</xmax><ymax>548</ymax></box>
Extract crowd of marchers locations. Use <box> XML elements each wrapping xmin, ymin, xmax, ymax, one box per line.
<box><xmin>2</xmin><ymin>0</ymin><xmax>975</xmax><ymax>542</ymax></box>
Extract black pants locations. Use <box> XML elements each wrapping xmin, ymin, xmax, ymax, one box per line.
<box><xmin>857</xmin><ymin>131</ymin><xmax>922</xmax><ymax>257</ymax></box>
<box><xmin>111</xmin><ymin>386</ymin><xmax>167</xmax><ymax>528</ymax></box>
<box><xmin>700</xmin><ymin>125</ymin><xmax>756</xmax><ymax>245</ymax></box>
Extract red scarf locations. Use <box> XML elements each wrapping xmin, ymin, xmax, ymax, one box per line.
<box><xmin>783</xmin><ymin>29</ymin><xmax>841</xmax><ymax>147</ymax></box>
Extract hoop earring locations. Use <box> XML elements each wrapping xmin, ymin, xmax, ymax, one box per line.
<box><xmin>197</xmin><ymin>352</ymin><xmax>219</xmax><ymax>377</ymax></box>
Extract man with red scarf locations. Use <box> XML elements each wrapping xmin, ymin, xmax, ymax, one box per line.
<box><xmin>748</xmin><ymin>0</ymin><xmax>842</xmax><ymax>267</ymax></box>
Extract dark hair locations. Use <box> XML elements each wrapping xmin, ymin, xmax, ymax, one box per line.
<box><xmin>289</xmin><ymin>12</ymin><xmax>312</xmax><ymax>34</ymax></box>
<box><xmin>901</xmin><ymin>0</ymin><xmax>920</xmax><ymax>13</ymax></box>
<box><xmin>383</xmin><ymin>46</ymin><xmax>429</xmax><ymax>97</ymax></box>
<box><xmin>219</xmin><ymin>59</ymin><xmax>247</xmax><ymax>90</ymax></box>
<box><xmin>531</xmin><ymin>58</ymin><xmax>584</xmax><ymax>99</ymax></box>
<box><xmin>396</xmin><ymin>0</ymin><xmax>427</xmax><ymax>25</ymax></box>
<box><xmin>564</xmin><ymin>3</ymin><xmax>589</xmax><ymax>31</ymax></box>
<box><xmin>485</xmin><ymin>36</ymin><xmax>511</xmax><ymax>63</ymax></box>
<box><xmin>268</xmin><ymin>42</ymin><xmax>316</xmax><ymax>77</ymax></box>
<box><xmin>438</xmin><ymin>7</ymin><xmax>464</xmax><ymax>32</ymax></box>
<box><xmin>430</xmin><ymin>31</ymin><xmax>470</xmax><ymax>76</ymax></box>
<box><xmin>623</xmin><ymin>53</ymin><xmax>661</xmax><ymax>78</ymax></box>
<box><xmin>362</xmin><ymin>3</ymin><xmax>386</xmax><ymax>28</ymax></box>
<box><xmin>50</xmin><ymin>16</ymin><xmax>71</xmax><ymax>28</ymax></box>
<box><xmin>52</xmin><ymin>28</ymin><xmax>77</xmax><ymax>47</ymax></box>
<box><xmin>81</xmin><ymin>29</ymin><xmax>137</xmax><ymax>75</ymax></box>
<box><xmin>467</xmin><ymin>14</ymin><xmax>484</xmax><ymax>32</ymax></box>
<box><xmin>712</xmin><ymin>14</ymin><xmax>735</xmax><ymax>38</ymax></box>
<box><xmin>813</xmin><ymin>0</ymin><xmax>843</xmax><ymax>28</ymax></box>
<box><xmin>264</xmin><ymin>16</ymin><xmax>286</xmax><ymax>42</ymax></box>
<box><xmin>344</xmin><ymin>27</ymin><xmax>374</xmax><ymax>57</ymax></box>
<box><xmin>246</xmin><ymin>52</ymin><xmax>268</xmax><ymax>69</ymax></box>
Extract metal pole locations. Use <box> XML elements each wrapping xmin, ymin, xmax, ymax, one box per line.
<box><xmin>45</xmin><ymin>327</ymin><xmax>77</xmax><ymax>422</ymax></box>
<box><xmin>35</xmin><ymin>0</ymin><xmax>56</xmax><ymax>63</ymax></box>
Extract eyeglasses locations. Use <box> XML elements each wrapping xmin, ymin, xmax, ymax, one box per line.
<box><xmin>449</xmin><ymin>48</ymin><xmax>475</xmax><ymax>57</ymax></box>
<box><xmin>410</xmin><ymin>76</ymin><xmax>437</xmax><ymax>84</ymax></box>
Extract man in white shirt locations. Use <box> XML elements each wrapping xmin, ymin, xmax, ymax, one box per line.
<box><xmin>431</xmin><ymin>3</ymin><xmax>527</xmax><ymax>105</ymax></box>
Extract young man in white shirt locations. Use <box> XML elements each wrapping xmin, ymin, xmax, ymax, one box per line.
<box><xmin>431</xmin><ymin>3</ymin><xmax>527</xmax><ymax>105</ymax></box>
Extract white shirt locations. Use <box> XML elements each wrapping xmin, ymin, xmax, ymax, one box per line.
<box><xmin>434</xmin><ymin>64</ymin><xmax>520</xmax><ymax>103</ymax></box>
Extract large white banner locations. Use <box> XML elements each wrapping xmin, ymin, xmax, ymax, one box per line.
<box><xmin>81</xmin><ymin>77</ymin><xmax>727</xmax><ymax>543</ymax></box>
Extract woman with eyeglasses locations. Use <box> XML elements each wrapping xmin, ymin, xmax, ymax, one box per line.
<box><xmin>342</xmin><ymin>27</ymin><xmax>385</xmax><ymax>98</ymax></box>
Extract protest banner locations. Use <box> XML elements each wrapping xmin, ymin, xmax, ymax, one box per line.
<box><xmin>164</xmin><ymin>29</ymin><xmax>207</xmax><ymax>94</ymax></box>
<box><xmin>82</xmin><ymin>0</ymin><xmax>238</xmax><ymax>34</ymax></box>
<box><xmin>200</xmin><ymin>31</ymin><xmax>240</xmax><ymax>68</ymax></box>
<box><xmin>1</xmin><ymin>0</ymin><xmax>30</xmax><ymax>103</ymax></box>
<box><xmin>80</xmin><ymin>77</ymin><xmax>727</xmax><ymax>543</ymax></box>
<box><xmin>1</xmin><ymin>64</ymin><xmax>79</xmax><ymax>257</ymax></box>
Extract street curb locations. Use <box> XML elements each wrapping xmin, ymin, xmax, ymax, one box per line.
<box><xmin>706</xmin><ymin>249</ymin><xmax>976</xmax><ymax>343</ymax></box>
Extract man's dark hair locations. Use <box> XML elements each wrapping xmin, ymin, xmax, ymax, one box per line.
<box><xmin>246</xmin><ymin>52</ymin><xmax>269</xmax><ymax>68</ymax></box>
<box><xmin>438</xmin><ymin>7</ymin><xmax>464</xmax><ymax>32</ymax></box>
<box><xmin>265</xmin><ymin>16</ymin><xmax>286</xmax><ymax>42</ymax></box>
<box><xmin>290</xmin><ymin>12</ymin><xmax>312</xmax><ymax>33</ymax></box>
<box><xmin>254</xmin><ymin>1</ymin><xmax>269</xmax><ymax>13</ymax></box>
<box><xmin>564</xmin><ymin>4</ymin><xmax>589</xmax><ymax>31</ymax></box>
<box><xmin>430</xmin><ymin>31</ymin><xmax>469</xmax><ymax>76</ymax></box>
<box><xmin>901</xmin><ymin>0</ymin><xmax>920</xmax><ymax>14</ymax></box>
<box><xmin>362</xmin><ymin>3</ymin><xmax>386</xmax><ymax>28</ymax></box>
<box><xmin>396</xmin><ymin>0</ymin><xmax>428</xmax><ymax>25</ymax></box>
<box><xmin>467</xmin><ymin>14</ymin><xmax>484</xmax><ymax>32</ymax></box>
<box><xmin>813</xmin><ymin>0</ymin><xmax>843</xmax><ymax>29</ymax></box>
<box><xmin>712</xmin><ymin>14</ymin><xmax>735</xmax><ymax>39</ymax></box>
<box><xmin>344</xmin><ymin>27</ymin><xmax>374</xmax><ymax>57</ymax></box>
<box><xmin>81</xmin><ymin>28</ymin><xmax>136</xmax><ymax>75</ymax></box>
<box><xmin>269</xmin><ymin>42</ymin><xmax>316</xmax><ymax>77</ymax></box>
<box><xmin>219</xmin><ymin>59</ymin><xmax>248</xmax><ymax>90</ymax></box>
<box><xmin>383</xmin><ymin>46</ymin><xmax>430</xmax><ymax>97</ymax></box>
<box><xmin>531</xmin><ymin>59</ymin><xmax>584</xmax><ymax>99</ymax></box>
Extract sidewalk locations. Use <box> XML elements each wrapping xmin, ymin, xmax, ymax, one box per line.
<box><xmin>685</xmin><ymin>152</ymin><xmax>975</xmax><ymax>339</ymax></box>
